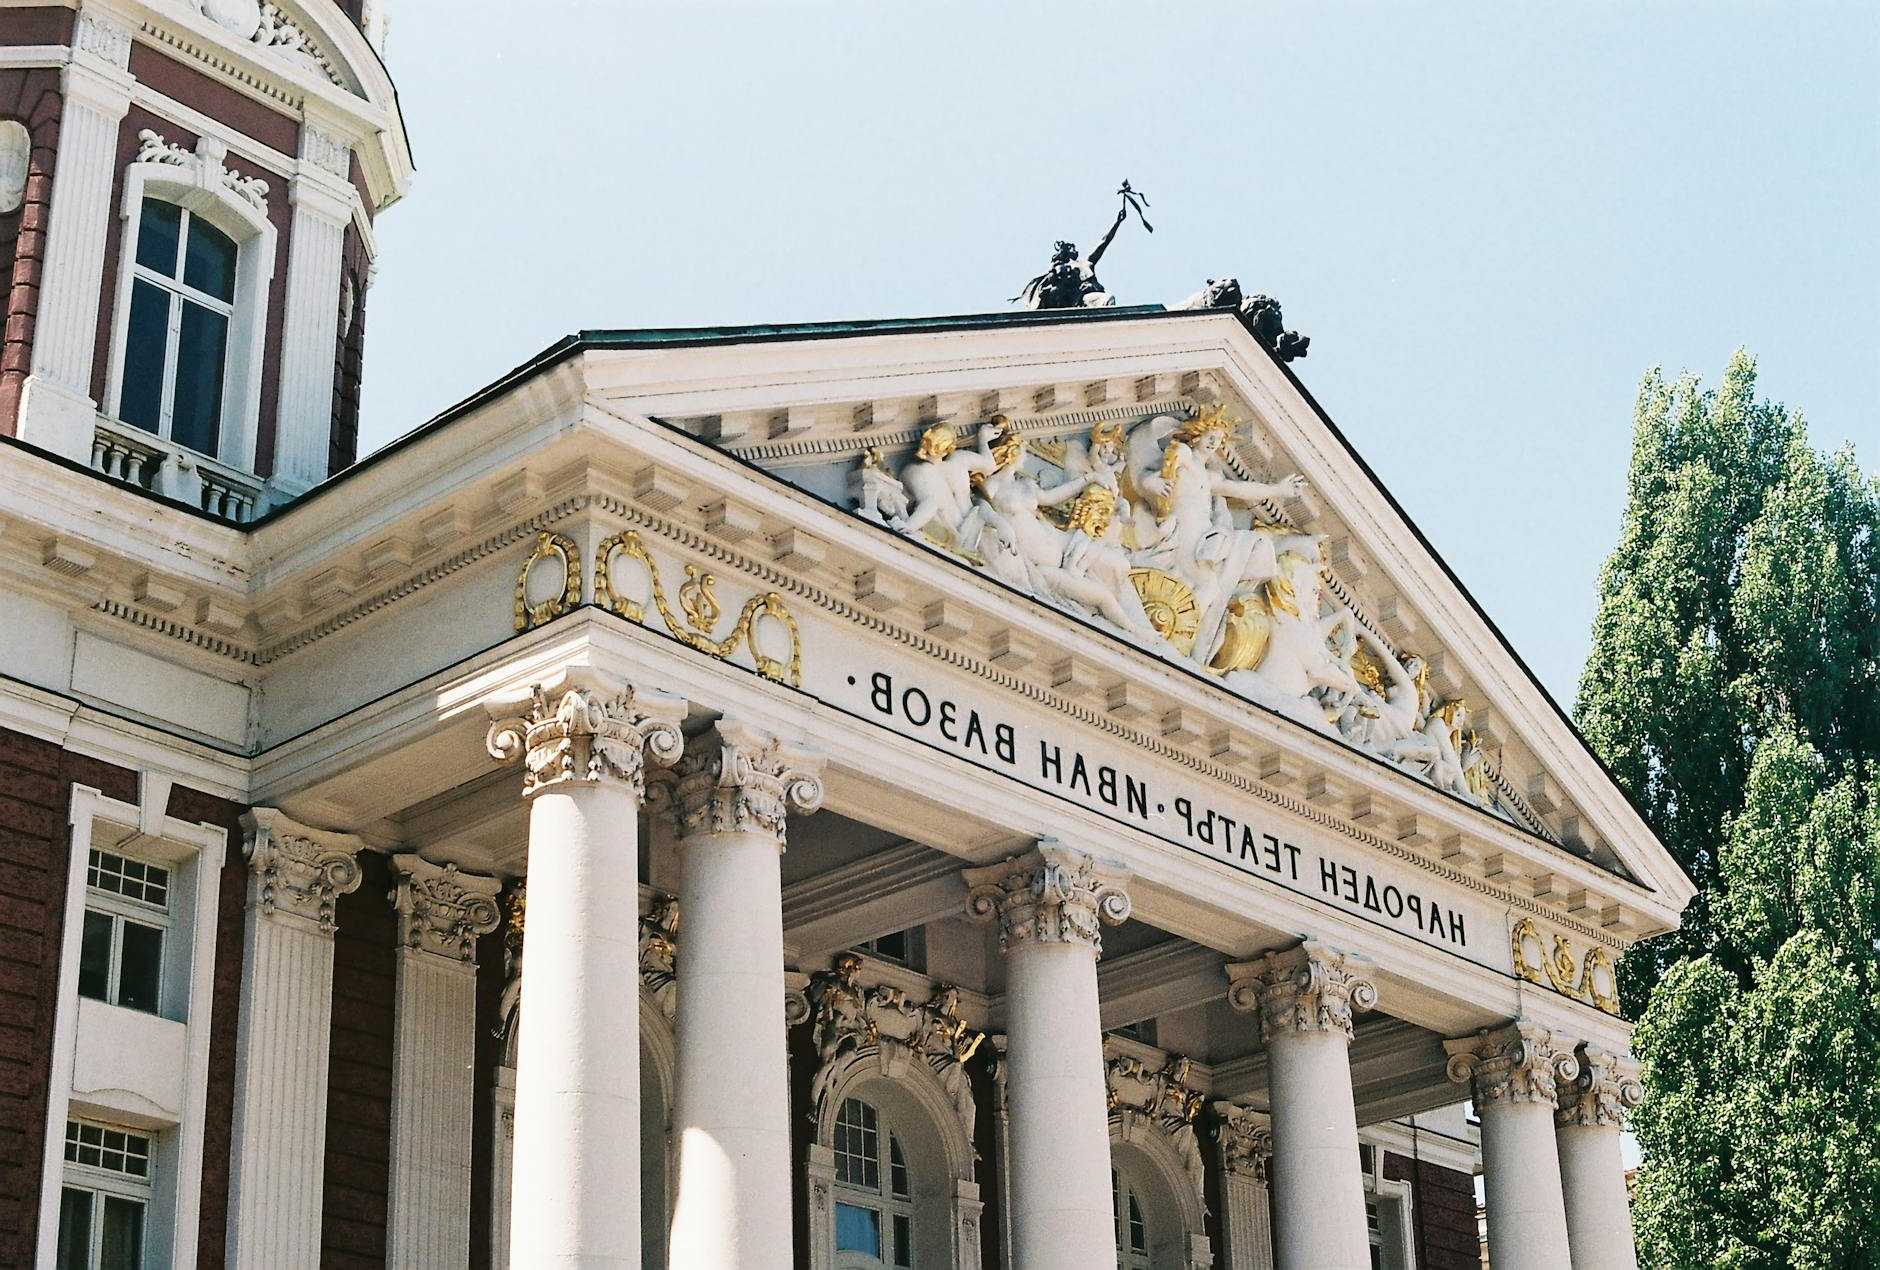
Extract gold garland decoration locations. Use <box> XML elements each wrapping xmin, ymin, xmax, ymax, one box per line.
<box><xmin>513</xmin><ymin>530</ymin><xmax>581</xmax><ymax>632</ymax></box>
<box><xmin>594</xmin><ymin>529</ymin><xmax>803</xmax><ymax>686</ymax></box>
<box><xmin>1510</xmin><ymin>916</ymin><xmax>1620</xmax><ymax>1015</ymax></box>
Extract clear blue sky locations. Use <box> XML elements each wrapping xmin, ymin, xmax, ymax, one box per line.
<box><xmin>359</xmin><ymin>1</ymin><xmax>1879</xmax><ymax>705</ymax></box>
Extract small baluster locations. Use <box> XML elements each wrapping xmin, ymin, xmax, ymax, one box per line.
<box><xmin>90</xmin><ymin>436</ymin><xmax>108</xmax><ymax>473</ymax></box>
<box><xmin>124</xmin><ymin>451</ymin><xmax>146</xmax><ymax>485</ymax></box>
<box><xmin>205</xmin><ymin>485</ymin><xmax>225</xmax><ymax>517</ymax></box>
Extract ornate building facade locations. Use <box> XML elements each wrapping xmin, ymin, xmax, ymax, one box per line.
<box><xmin>0</xmin><ymin>4</ymin><xmax>1687</xmax><ymax>1269</ymax></box>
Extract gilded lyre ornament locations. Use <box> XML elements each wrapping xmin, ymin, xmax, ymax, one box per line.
<box><xmin>1509</xmin><ymin>916</ymin><xmax>1620</xmax><ymax>1015</ymax></box>
<box><xmin>592</xmin><ymin>529</ymin><xmax>804</xmax><ymax>687</ymax></box>
<box><xmin>513</xmin><ymin>530</ymin><xmax>581</xmax><ymax>632</ymax></box>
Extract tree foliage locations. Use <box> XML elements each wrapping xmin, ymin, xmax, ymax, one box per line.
<box><xmin>1575</xmin><ymin>350</ymin><xmax>1880</xmax><ymax>1268</ymax></box>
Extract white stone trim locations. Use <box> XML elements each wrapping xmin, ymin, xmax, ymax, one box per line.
<box><xmin>100</xmin><ymin>128</ymin><xmax>278</xmax><ymax>477</ymax></box>
<box><xmin>34</xmin><ymin>776</ymin><xmax>228</xmax><ymax>1270</ymax></box>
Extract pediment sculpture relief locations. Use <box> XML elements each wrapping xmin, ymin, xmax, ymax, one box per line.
<box><xmin>851</xmin><ymin>405</ymin><xmax>1505</xmax><ymax>818</ymax></box>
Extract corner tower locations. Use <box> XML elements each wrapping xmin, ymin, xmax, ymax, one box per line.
<box><xmin>0</xmin><ymin>0</ymin><xmax>411</xmax><ymax>518</ymax></box>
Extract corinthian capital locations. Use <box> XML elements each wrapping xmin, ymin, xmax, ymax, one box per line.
<box><xmin>1443</xmin><ymin>1020</ymin><xmax>1580</xmax><ymax>1108</ymax></box>
<box><xmin>669</xmin><ymin>716</ymin><xmax>825</xmax><ymax>843</ymax></box>
<box><xmin>1212</xmin><ymin>1102</ymin><xmax>1273</xmax><ymax>1182</ymax></box>
<box><xmin>485</xmin><ymin>669</ymin><xmax>686</xmax><ymax>799</ymax></box>
<box><xmin>962</xmin><ymin>840</ymin><xmax>1131</xmax><ymax>955</ymax></box>
<box><xmin>389</xmin><ymin>855</ymin><xmax>503</xmax><ymax>966</ymax></box>
<box><xmin>1556</xmin><ymin>1042</ymin><xmax>1643</xmax><ymax>1128</ymax></box>
<box><xmin>242</xmin><ymin>808</ymin><xmax>365</xmax><ymax>935</ymax></box>
<box><xmin>1225</xmin><ymin>940</ymin><xmax>1377</xmax><ymax>1043</ymax></box>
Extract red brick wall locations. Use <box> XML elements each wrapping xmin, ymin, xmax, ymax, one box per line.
<box><xmin>1384</xmin><ymin>1150</ymin><xmax>1482</xmax><ymax>1270</ymax></box>
<box><xmin>327</xmin><ymin>222</ymin><xmax>369</xmax><ymax>476</ymax></box>
<box><xmin>0</xmin><ymin>67</ymin><xmax>62</xmax><ymax>434</ymax></box>
<box><xmin>0</xmin><ymin>730</ymin><xmax>135</xmax><ymax>1265</ymax></box>
<box><xmin>320</xmin><ymin>850</ymin><xmax>396</xmax><ymax>1267</ymax></box>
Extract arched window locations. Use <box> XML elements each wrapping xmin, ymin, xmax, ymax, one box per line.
<box><xmin>118</xmin><ymin>198</ymin><xmax>236</xmax><ymax>455</ymax></box>
<box><xmin>832</xmin><ymin>1097</ymin><xmax>914</xmax><ymax>1269</ymax></box>
<box><xmin>1112</xmin><ymin>1165</ymin><xmax>1152</xmax><ymax>1270</ymax></box>
<box><xmin>103</xmin><ymin>131</ymin><xmax>275</xmax><ymax>477</ymax></box>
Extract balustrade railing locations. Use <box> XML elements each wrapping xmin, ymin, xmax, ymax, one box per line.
<box><xmin>89</xmin><ymin>418</ymin><xmax>267</xmax><ymax>523</ymax></box>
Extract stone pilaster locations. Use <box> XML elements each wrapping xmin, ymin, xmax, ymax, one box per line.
<box><xmin>269</xmin><ymin>126</ymin><xmax>354</xmax><ymax>496</ymax></box>
<box><xmin>227</xmin><ymin>809</ymin><xmax>364</xmax><ymax>1269</ymax></box>
<box><xmin>18</xmin><ymin>10</ymin><xmax>133</xmax><ymax>460</ymax></box>
<box><xmin>666</xmin><ymin>717</ymin><xmax>824</xmax><ymax>1269</ymax></box>
<box><xmin>484</xmin><ymin>669</ymin><xmax>687</xmax><ymax>1269</ymax></box>
<box><xmin>386</xmin><ymin>856</ymin><xmax>502</xmax><ymax>1270</ymax></box>
<box><xmin>964</xmin><ymin>842</ymin><xmax>1129</xmax><ymax>1270</ymax></box>
<box><xmin>1554</xmin><ymin>1042</ymin><xmax>1644</xmax><ymax>1270</ymax></box>
<box><xmin>1213</xmin><ymin>1103</ymin><xmax>1275</xmax><ymax>1270</ymax></box>
<box><xmin>1445</xmin><ymin>1021</ymin><xmax>1579</xmax><ymax>1270</ymax></box>
<box><xmin>1225</xmin><ymin>942</ymin><xmax>1376</xmax><ymax>1270</ymax></box>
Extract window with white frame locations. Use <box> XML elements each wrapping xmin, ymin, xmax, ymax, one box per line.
<box><xmin>1358</xmin><ymin>1139</ymin><xmax>1415</xmax><ymax>1270</ymax></box>
<box><xmin>117</xmin><ymin>198</ymin><xmax>237</xmax><ymax>457</ymax></box>
<box><xmin>832</xmin><ymin>1097</ymin><xmax>913</xmax><ymax>1269</ymax></box>
<box><xmin>56</xmin><ymin>1120</ymin><xmax>152</xmax><ymax>1270</ymax></box>
<box><xmin>76</xmin><ymin>849</ymin><xmax>170</xmax><ymax>1016</ymax></box>
<box><xmin>1112</xmin><ymin>1165</ymin><xmax>1152</xmax><ymax>1269</ymax></box>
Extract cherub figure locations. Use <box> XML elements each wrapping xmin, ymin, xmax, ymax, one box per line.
<box><xmin>898</xmin><ymin>420</ymin><xmax>1000</xmax><ymax>551</ymax></box>
<box><xmin>850</xmin><ymin>445</ymin><xmax>911</xmax><ymax>526</ymax></box>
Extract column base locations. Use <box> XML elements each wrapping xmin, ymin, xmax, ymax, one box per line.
<box><xmin>16</xmin><ymin>377</ymin><xmax>99</xmax><ymax>464</ymax></box>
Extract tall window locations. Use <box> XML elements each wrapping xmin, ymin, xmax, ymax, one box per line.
<box><xmin>118</xmin><ymin>197</ymin><xmax>236</xmax><ymax>456</ymax></box>
<box><xmin>57</xmin><ymin>1120</ymin><xmax>151</xmax><ymax>1270</ymax></box>
<box><xmin>1366</xmin><ymin>1197</ymin><xmax>1385</xmax><ymax>1270</ymax></box>
<box><xmin>77</xmin><ymin>849</ymin><xmax>170</xmax><ymax>1015</ymax></box>
<box><xmin>832</xmin><ymin>1097</ymin><xmax>913</xmax><ymax>1269</ymax></box>
<box><xmin>1112</xmin><ymin>1167</ymin><xmax>1151</xmax><ymax>1269</ymax></box>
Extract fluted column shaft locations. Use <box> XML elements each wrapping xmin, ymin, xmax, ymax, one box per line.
<box><xmin>386</xmin><ymin>856</ymin><xmax>503</xmax><ymax>1268</ymax></box>
<box><xmin>18</xmin><ymin>12</ymin><xmax>133</xmax><ymax>460</ymax></box>
<box><xmin>965</xmin><ymin>841</ymin><xmax>1130</xmax><ymax>1270</ymax></box>
<box><xmin>226</xmin><ymin>810</ymin><xmax>364</xmax><ymax>1269</ymax></box>
<box><xmin>270</xmin><ymin>143</ymin><xmax>352</xmax><ymax>494</ymax></box>
<box><xmin>667</xmin><ymin>719</ymin><xmax>825</xmax><ymax>1269</ymax></box>
<box><xmin>485</xmin><ymin>674</ymin><xmax>686</xmax><ymax>1269</ymax></box>
<box><xmin>1445</xmin><ymin>1021</ymin><xmax>1579</xmax><ymax>1270</ymax></box>
<box><xmin>1228</xmin><ymin>942</ymin><xmax>1376</xmax><ymax>1270</ymax></box>
<box><xmin>1556</xmin><ymin>1043</ymin><xmax>1643</xmax><ymax>1270</ymax></box>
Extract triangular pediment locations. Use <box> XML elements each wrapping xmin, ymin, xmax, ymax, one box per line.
<box><xmin>582</xmin><ymin>308</ymin><xmax>1691</xmax><ymax>915</ymax></box>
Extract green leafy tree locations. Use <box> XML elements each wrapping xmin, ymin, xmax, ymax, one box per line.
<box><xmin>1575</xmin><ymin>350</ymin><xmax>1880</xmax><ymax>1268</ymax></box>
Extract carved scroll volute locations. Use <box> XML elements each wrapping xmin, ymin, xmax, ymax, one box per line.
<box><xmin>1556</xmin><ymin>1042</ymin><xmax>1644</xmax><ymax>1128</ymax></box>
<box><xmin>669</xmin><ymin>715</ymin><xmax>826</xmax><ymax>845</ymax></box>
<box><xmin>1443</xmin><ymin>1020</ymin><xmax>1580</xmax><ymax>1108</ymax></box>
<box><xmin>1226</xmin><ymin>940</ymin><xmax>1378</xmax><ymax>1044</ymax></box>
<box><xmin>485</xmin><ymin>668</ymin><xmax>687</xmax><ymax>801</ymax></box>
<box><xmin>963</xmin><ymin>839</ymin><xmax>1132</xmax><ymax>955</ymax></box>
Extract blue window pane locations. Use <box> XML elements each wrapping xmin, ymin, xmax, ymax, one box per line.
<box><xmin>56</xmin><ymin>1188</ymin><xmax>92</xmax><ymax>1270</ymax></box>
<box><xmin>135</xmin><ymin>199</ymin><xmax>181</xmax><ymax>276</ymax></box>
<box><xmin>835</xmin><ymin>1202</ymin><xmax>880</xmax><ymax>1257</ymax></box>
<box><xmin>183</xmin><ymin>216</ymin><xmax>237</xmax><ymax>302</ymax></box>
<box><xmin>119</xmin><ymin>279</ymin><xmax>170</xmax><ymax>433</ymax></box>
<box><xmin>78</xmin><ymin>910</ymin><xmax>112</xmax><ymax>1001</ymax></box>
<box><xmin>171</xmin><ymin>300</ymin><xmax>227</xmax><ymax>455</ymax></box>
<box><xmin>116</xmin><ymin>920</ymin><xmax>162</xmax><ymax>1014</ymax></box>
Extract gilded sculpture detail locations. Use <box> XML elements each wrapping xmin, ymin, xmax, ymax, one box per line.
<box><xmin>1510</xmin><ymin>917</ymin><xmax>1620</xmax><ymax>1015</ymax></box>
<box><xmin>853</xmin><ymin>404</ymin><xmax>1507</xmax><ymax>814</ymax></box>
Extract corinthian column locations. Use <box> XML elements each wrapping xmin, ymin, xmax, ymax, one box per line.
<box><xmin>485</xmin><ymin>671</ymin><xmax>687</xmax><ymax>1269</ymax></box>
<box><xmin>964</xmin><ymin>841</ymin><xmax>1130</xmax><ymax>1270</ymax></box>
<box><xmin>1555</xmin><ymin>1042</ymin><xmax>1643</xmax><ymax>1270</ymax></box>
<box><xmin>1213</xmin><ymin>1104</ymin><xmax>1276</xmax><ymax>1270</ymax></box>
<box><xmin>665</xmin><ymin>717</ymin><xmax>825</xmax><ymax>1268</ymax></box>
<box><xmin>1444</xmin><ymin>1021</ymin><xmax>1579</xmax><ymax>1270</ymax></box>
<box><xmin>227</xmin><ymin>809</ymin><xmax>364</xmax><ymax>1268</ymax></box>
<box><xmin>386</xmin><ymin>856</ymin><xmax>503</xmax><ymax>1268</ymax></box>
<box><xmin>1226</xmin><ymin>941</ymin><xmax>1376</xmax><ymax>1270</ymax></box>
